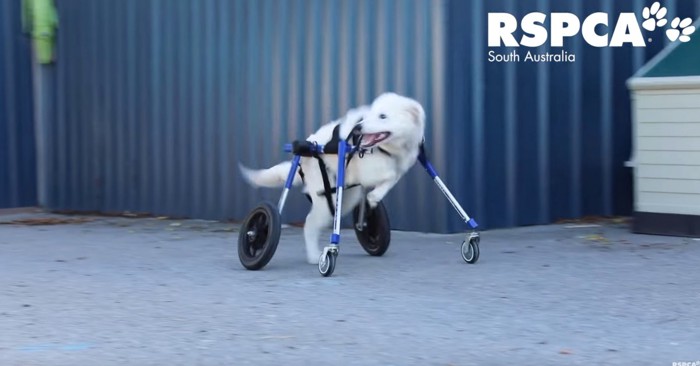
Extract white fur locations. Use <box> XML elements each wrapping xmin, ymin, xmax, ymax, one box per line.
<box><xmin>239</xmin><ymin>93</ymin><xmax>426</xmax><ymax>264</ymax></box>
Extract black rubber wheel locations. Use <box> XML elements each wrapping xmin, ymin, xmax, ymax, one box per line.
<box><xmin>353</xmin><ymin>201</ymin><xmax>391</xmax><ymax>256</ymax></box>
<box><xmin>461</xmin><ymin>236</ymin><xmax>480</xmax><ymax>264</ymax></box>
<box><xmin>318</xmin><ymin>251</ymin><xmax>337</xmax><ymax>277</ymax></box>
<box><xmin>237</xmin><ymin>202</ymin><xmax>281</xmax><ymax>270</ymax></box>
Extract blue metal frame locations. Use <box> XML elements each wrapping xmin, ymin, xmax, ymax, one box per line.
<box><xmin>282</xmin><ymin>141</ymin><xmax>354</xmax><ymax>247</ymax></box>
<box><xmin>417</xmin><ymin>147</ymin><xmax>478</xmax><ymax>230</ymax></box>
<box><xmin>276</xmin><ymin>154</ymin><xmax>301</xmax><ymax>214</ymax></box>
<box><xmin>330</xmin><ymin>141</ymin><xmax>348</xmax><ymax>245</ymax></box>
<box><xmin>279</xmin><ymin>141</ymin><xmax>479</xmax><ymax>251</ymax></box>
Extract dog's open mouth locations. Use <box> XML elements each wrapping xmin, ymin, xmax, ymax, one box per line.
<box><xmin>360</xmin><ymin>132</ymin><xmax>391</xmax><ymax>148</ymax></box>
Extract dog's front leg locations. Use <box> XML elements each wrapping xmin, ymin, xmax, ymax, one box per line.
<box><xmin>366</xmin><ymin>177</ymin><xmax>399</xmax><ymax>208</ymax></box>
<box><xmin>303</xmin><ymin>204</ymin><xmax>333</xmax><ymax>264</ymax></box>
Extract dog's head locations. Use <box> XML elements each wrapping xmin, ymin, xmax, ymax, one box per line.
<box><xmin>354</xmin><ymin>93</ymin><xmax>426</xmax><ymax>151</ymax></box>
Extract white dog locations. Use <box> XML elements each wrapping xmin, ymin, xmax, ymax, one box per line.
<box><xmin>239</xmin><ymin>92</ymin><xmax>426</xmax><ymax>264</ymax></box>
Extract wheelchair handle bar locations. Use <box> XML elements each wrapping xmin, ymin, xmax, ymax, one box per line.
<box><xmin>284</xmin><ymin>141</ymin><xmax>358</xmax><ymax>156</ymax></box>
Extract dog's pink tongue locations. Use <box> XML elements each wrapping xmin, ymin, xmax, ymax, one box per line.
<box><xmin>363</xmin><ymin>134</ymin><xmax>378</xmax><ymax>145</ymax></box>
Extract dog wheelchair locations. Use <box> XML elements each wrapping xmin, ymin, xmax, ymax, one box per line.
<box><xmin>237</xmin><ymin>131</ymin><xmax>481</xmax><ymax>277</ymax></box>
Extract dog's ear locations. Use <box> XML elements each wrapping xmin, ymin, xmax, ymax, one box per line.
<box><xmin>405</xmin><ymin>101</ymin><xmax>425</xmax><ymax>126</ymax></box>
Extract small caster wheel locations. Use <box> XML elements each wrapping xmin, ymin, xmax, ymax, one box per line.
<box><xmin>353</xmin><ymin>201</ymin><xmax>391</xmax><ymax>256</ymax></box>
<box><xmin>461</xmin><ymin>234</ymin><xmax>480</xmax><ymax>264</ymax></box>
<box><xmin>318</xmin><ymin>248</ymin><xmax>337</xmax><ymax>277</ymax></box>
<box><xmin>237</xmin><ymin>202</ymin><xmax>281</xmax><ymax>270</ymax></box>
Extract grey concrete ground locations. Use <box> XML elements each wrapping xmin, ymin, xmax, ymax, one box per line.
<box><xmin>0</xmin><ymin>212</ymin><xmax>699</xmax><ymax>366</ymax></box>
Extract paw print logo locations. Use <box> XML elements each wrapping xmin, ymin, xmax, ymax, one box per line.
<box><xmin>642</xmin><ymin>2</ymin><xmax>668</xmax><ymax>31</ymax></box>
<box><xmin>666</xmin><ymin>17</ymin><xmax>696</xmax><ymax>42</ymax></box>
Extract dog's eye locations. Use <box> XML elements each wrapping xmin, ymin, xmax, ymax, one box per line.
<box><xmin>357</xmin><ymin>117</ymin><xmax>363</xmax><ymax>123</ymax></box>
<box><xmin>379</xmin><ymin>114</ymin><xmax>387</xmax><ymax>120</ymax></box>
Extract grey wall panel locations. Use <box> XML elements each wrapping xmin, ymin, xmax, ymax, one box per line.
<box><xmin>48</xmin><ymin>0</ymin><xmax>450</xmax><ymax>231</ymax></box>
<box><xmin>0</xmin><ymin>0</ymin><xmax>37</xmax><ymax>209</ymax></box>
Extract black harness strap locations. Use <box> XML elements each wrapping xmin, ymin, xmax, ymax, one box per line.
<box><xmin>376</xmin><ymin>147</ymin><xmax>392</xmax><ymax>157</ymax></box>
<box><xmin>312</xmin><ymin>124</ymin><xmax>364</xmax><ymax>214</ymax></box>
<box><xmin>316</xmin><ymin>158</ymin><xmax>336</xmax><ymax>213</ymax></box>
<box><xmin>297</xmin><ymin>165</ymin><xmax>306</xmax><ymax>182</ymax></box>
<box><xmin>292</xmin><ymin>123</ymin><xmax>382</xmax><ymax>213</ymax></box>
<box><xmin>296</xmin><ymin>166</ymin><xmax>313</xmax><ymax>203</ymax></box>
<box><xmin>314</xmin><ymin>159</ymin><xmax>360</xmax><ymax>213</ymax></box>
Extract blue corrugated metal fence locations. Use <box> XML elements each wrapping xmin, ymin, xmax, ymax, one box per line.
<box><xmin>40</xmin><ymin>0</ymin><xmax>699</xmax><ymax>232</ymax></box>
<box><xmin>0</xmin><ymin>0</ymin><xmax>37</xmax><ymax>209</ymax></box>
<box><xmin>444</xmin><ymin>0</ymin><xmax>699</xmax><ymax>230</ymax></box>
<box><xmin>47</xmin><ymin>0</ymin><xmax>449</xmax><ymax>231</ymax></box>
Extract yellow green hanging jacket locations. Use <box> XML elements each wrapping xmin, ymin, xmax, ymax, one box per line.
<box><xmin>22</xmin><ymin>0</ymin><xmax>58</xmax><ymax>64</ymax></box>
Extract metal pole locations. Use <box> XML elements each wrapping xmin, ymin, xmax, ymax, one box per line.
<box><xmin>330</xmin><ymin>141</ymin><xmax>348</xmax><ymax>245</ymax></box>
<box><xmin>31</xmin><ymin>47</ymin><xmax>50</xmax><ymax>208</ymax></box>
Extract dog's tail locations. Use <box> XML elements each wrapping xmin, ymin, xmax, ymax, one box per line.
<box><xmin>238</xmin><ymin>161</ymin><xmax>302</xmax><ymax>188</ymax></box>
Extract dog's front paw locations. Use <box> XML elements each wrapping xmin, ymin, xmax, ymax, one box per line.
<box><xmin>366</xmin><ymin>194</ymin><xmax>380</xmax><ymax>209</ymax></box>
